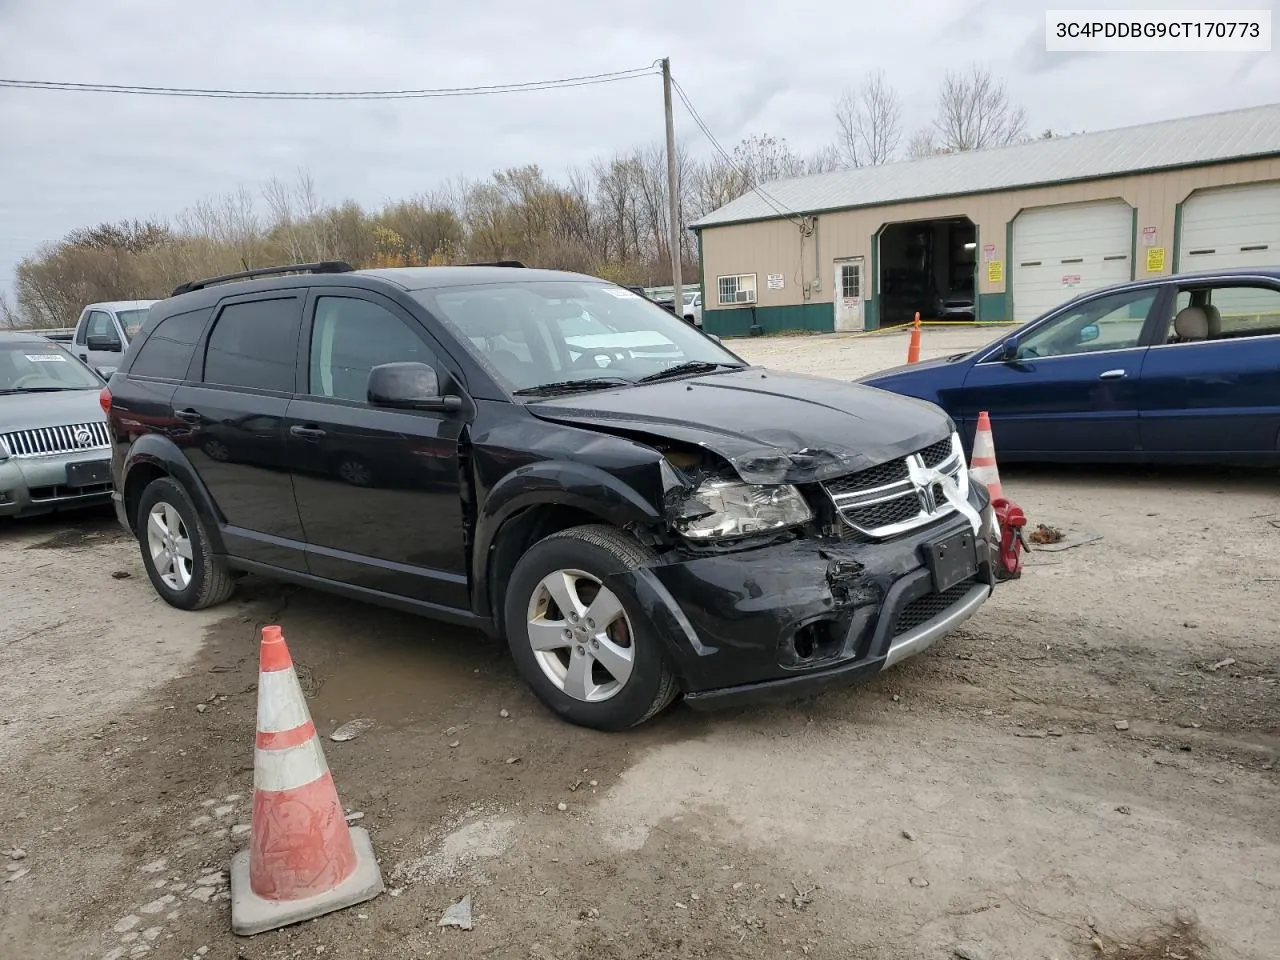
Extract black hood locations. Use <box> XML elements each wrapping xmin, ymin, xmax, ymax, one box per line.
<box><xmin>527</xmin><ymin>367</ymin><xmax>952</xmax><ymax>484</ymax></box>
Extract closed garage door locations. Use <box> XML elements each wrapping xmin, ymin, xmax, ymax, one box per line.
<box><xmin>1178</xmin><ymin>181</ymin><xmax>1280</xmax><ymax>272</ymax></box>
<box><xmin>1012</xmin><ymin>200</ymin><xmax>1133</xmax><ymax>321</ymax></box>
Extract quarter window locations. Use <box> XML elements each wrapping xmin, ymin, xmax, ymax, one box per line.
<box><xmin>308</xmin><ymin>297</ymin><xmax>437</xmax><ymax>402</ymax></box>
<box><xmin>203</xmin><ymin>298</ymin><xmax>301</xmax><ymax>393</ymax></box>
<box><xmin>129</xmin><ymin>308</ymin><xmax>211</xmax><ymax>380</ymax></box>
<box><xmin>717</xmin><ymin>273</ymin><xmax>757</xmax><ymax>306</ymax></box>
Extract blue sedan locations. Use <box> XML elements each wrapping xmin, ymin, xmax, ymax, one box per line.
<box><xmin>859</xmin><ymin>269</ymin><xmax>1280</xmax><ymax>466</ymax></box>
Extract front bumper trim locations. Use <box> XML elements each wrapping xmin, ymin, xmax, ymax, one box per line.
<box><xmin>883</xmin><ymin>582</ymin><xmax>991</xmax><ymax>669</ymax></box>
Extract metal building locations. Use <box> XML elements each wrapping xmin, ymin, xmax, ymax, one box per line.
<box><xmin>690</xmin><ymin>102</ymin><xmax>1280</xmax><ymax>337</ymax></box>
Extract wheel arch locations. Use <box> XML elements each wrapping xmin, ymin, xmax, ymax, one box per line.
<box><xmin>121</xmin><ymin>435</ymin><xmax>227</xmax><ymax>554</ymax></box>
<box><xmin>473</xmin><ymin>461</ymin><xmax>667</xmax><ymax>632</ymax></box>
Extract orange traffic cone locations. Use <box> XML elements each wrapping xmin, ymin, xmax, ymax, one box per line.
<box><xmin>969</xmin><ymin>411</ymin><xmax>1004</xmax><ymax>501</ymax></box>
<box><xmin>907</xmin><ymin>312</ymin><xmax>922</xmax><ymax>363</ymax></box>
<box><xmin>230</xmin><ymin>626</ymin><xmax>383</xmax><ymax>936</ymax></box>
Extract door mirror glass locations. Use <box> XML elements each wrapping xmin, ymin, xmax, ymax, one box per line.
<box><xmin>1078</xmin><ymin>323</ymin><xmax>1100</xmax><ymax>343</ymax></box>
<box><xmin>87</xmin><ymin>335</ymin><xmax>122</xmax><ymax>352</ymax></box>
<box><xmin>367</xmin><ymin>362</ymin><xmax>461</xmax><ymax>412</ymax></box>
<box><xmin>1001</xmin><ymin>336</ymin><xmax>1019</xmax><ymax>361</ymax></box>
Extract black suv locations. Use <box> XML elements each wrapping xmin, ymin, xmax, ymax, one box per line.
<box><xmin>105</xmin><ymin>261</ymin><xmax>998</xmax><ymax>730</ymax></box>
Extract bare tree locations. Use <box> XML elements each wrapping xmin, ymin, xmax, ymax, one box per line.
<box><xmin>905</xmin><ymin>127</ymin><xmax>940</xmax><ymax>160</ymax></box>
<box><xmin>835</xmin><ymin>69</ymin><xmax>903</xmax><ymax>166</ymax></box>
<box><xmin>0</xmin><ymin>290</ymin><xmax>24</xmax><ymax>329</ymax></box>
<box><xmin>930</xmin><ymin>64</ymin><xmax>1027</xmax><ymax>153</ymax></box>
<box><xmin>804</xmin><ymin>144</ymin><xmax>844</xmax><ymax>175</ymax></box>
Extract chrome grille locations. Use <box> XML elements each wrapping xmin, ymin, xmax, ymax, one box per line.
<box><xmin>823</xmin><ymin>433</ymin><xmax>968</xmax><ymax>539</ymax></box>
<box><xmin>0</xmin><ymin>421</ymin><xmax>110</xmax><ymax>458</ymax></box>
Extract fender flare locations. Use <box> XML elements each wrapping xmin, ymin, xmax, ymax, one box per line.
<box><xmin>121</xmin><ymin>434</ymin><xmax>227</xmax><ymax>554</ymax></box>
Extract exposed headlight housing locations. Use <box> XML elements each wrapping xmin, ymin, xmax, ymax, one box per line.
<box><xmin>676</xmin><ymin>479</ymin><xmax>813</xmax><ymax>541</ymax></box>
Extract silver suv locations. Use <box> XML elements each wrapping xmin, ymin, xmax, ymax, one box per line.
<box><xmin>0</xmin><ymin>333</ymin><xmax>112</xmax><ymax>518</ymax></box>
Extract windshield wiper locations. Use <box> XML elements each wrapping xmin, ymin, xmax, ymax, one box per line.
<box><xmin>0</xmin><ymin>386</ymin><xmax>79</xmax><ymax>394</ymax></box>
<box><xmin>512</xmin><ymin>376</ymin><xmax>635</xmax><ymax>397</ymax></box>
<box><xmin>633</xmin><ymin>360</ymin><xmax>743</xmax><ymax>384</ymax></box>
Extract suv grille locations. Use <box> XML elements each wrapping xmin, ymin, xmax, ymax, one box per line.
<box><xmin>822</xmin><ymin>433</ymin><xmax>967</xmax><ymax>539</ymax></box>
<box><xmin>0</xmin><ymin>422</ymin><xmax>110</xmax><ymax>458</ymax></box>
<box><xmin>892</xmin><ymin>582</ymin><xmax>976</xmax><ymax>637</ymax></box>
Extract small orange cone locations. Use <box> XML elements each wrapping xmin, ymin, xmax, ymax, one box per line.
<box><xmin>969</xmin><ymin>411</ymin><xmax>1004</xmax><ymax>500</ymax></box>
<box><xmin>907</xmin><ymin>312</ymin><xmax>922</xmax><ymax>363</ymax></box>
<box><xmin>230</xmin><ymin>626</ymin><xmax>383</xmax><ymax>936</ymax></box>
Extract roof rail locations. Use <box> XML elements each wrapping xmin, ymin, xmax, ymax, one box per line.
<box><xmin>460</xmin><ymin>260</ymin><xmax>526</xmax><ymax>268</ymax></box>
<box><xmin>170</xmin><ymin>260</ymin><xmax>354</xmax><ymax>297</ymax></box>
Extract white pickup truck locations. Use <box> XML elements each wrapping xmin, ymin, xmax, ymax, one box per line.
<box><xmin>70</xmin><ymin>300</ymin><xmax>158</xmax><ymax>377</ymax></box>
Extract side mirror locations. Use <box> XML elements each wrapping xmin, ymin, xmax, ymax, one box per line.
<box><xmin>95</xmin><ymin>366</ymin><xmax>117</xmax><ymax>380</ymax></box>
<box><xmin>1079</xmin><ymin>323</ymin><xmax>1100</xmax><ymax>343</ymax></box>
<box><xmin>1001</xmin><ymin>336</ymin><xmax>1020</xmax><ymax>361</ymax></box>
<box><xmin>368</xmin><ymin>362</ymin><xmax>461</xmax><ymax>412</ymax></box>
<box><xmin>87</xmin><ymin>335</ymin><xmax>122</xmax><ymax>352</ymax></box>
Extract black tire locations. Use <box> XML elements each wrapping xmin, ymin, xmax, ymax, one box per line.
<box><xmin>503</xmin><ymin>524</ymin><xmax>679</xmax><ymax>731</ymax></box>
<box><xmin>136</xmin><ymin>476</ymin><xmax>235</xmax><ymax>611</ymax></box>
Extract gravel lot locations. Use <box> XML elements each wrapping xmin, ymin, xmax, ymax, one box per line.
<box><xmin>2</xmin><ymin>327</ymin><xmax>1277</xmax><ymax>960</ymax></box>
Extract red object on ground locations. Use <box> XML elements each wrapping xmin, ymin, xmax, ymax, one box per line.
<box><xmin>991</xmin><ymin>497</ymin><xmax>1027</xmax><ymax>581</ymax></box>
<box><xmin>907</xmin><ymin>312</ymin><xmax>922</xmax><ymax>363</ymax></box>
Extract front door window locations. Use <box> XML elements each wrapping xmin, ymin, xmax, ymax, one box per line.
<box><xmin>1010</xmin><ymin>288</ymin><xmax>1156</xmax><ymax>360</ymax></box>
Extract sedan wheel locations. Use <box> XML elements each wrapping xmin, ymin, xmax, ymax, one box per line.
<box><xmin>147</xmin><ymin>501</ymin><xmax>194</xmax><ymax>591</ymax></box>
<box><xmin>526</xmin><ymin>568</ymin><xmax>635</xmax><ymax>703</ymax></box>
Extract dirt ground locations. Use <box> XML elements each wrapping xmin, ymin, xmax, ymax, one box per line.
<box><xmin>2</xmin><ymin>327</ymin><xmax>1277</xmax><ymax>960</ymax></box>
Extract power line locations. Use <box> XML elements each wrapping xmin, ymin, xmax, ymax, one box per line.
<box><xmin>0</xmin><ymin>64</ymin><xmax>660</xmax><ymax>100</ymax></box>
<box><xmin>670</xmin><ymin>75</ymin><xmax>805</xmax><ymax>227</ymax></box>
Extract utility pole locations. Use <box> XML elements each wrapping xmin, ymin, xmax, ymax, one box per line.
<box><xmin>661</xmin><ymin>57</ymin><xmax>683</xmax><ymax>302</ymax></box>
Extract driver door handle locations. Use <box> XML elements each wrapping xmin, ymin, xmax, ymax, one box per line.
<box><xmin>1098</xmin><ymin>369</ymin><xmax>1127</xmax><ymax>380</ymax></box>
<box><xmin>290</xmin><ymin>424</ymin><xmax>327</xmax><ymax>440</ymax></box>
<box><xmin>175</xmin><ymin>408</ymin><xmax>202</xmax><ymax>423</ymax></box>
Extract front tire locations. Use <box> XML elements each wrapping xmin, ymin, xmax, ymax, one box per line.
<box><xmin>136</xmin><ymin>477</ymin><xmax>235</xmax><ymax>611</ymax></box>
<box><xmin>504</xmin><ymin>524</ymin><xmax>679</xmax><ymax>731</ymax></box>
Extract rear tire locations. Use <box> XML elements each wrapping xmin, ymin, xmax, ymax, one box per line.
<box><xmin>136</xmin><ymin>477</ymin><xmax>234</xmax><ymax>611</ymax></box>
<box><xmin>503</xmin><ymin>524</ymin><xmax>679</xmax><ymax>731</ymax></box>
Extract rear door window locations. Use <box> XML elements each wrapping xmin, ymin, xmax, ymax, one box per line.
<box><xmin>202</xmin><ymin>297</ymin><xmax>302</xmax><ymax>393</ymax></box>
<box><xmin>128</xmin><ymin>308</ymin><xmax>212</xmax><ymax>380</ymax></box>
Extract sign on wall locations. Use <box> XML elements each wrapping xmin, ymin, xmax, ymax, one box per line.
<box><xmin>1062</xmin><ymin>274</ymin><xmax>1081</xmax><ymax>287</ymax></box>
<box><xmin>1146</xmin><ymin>247</ymin><xmax>1166</xmax><ymax>272</ymax></box>
<box><xmin>766</xmin><ymin>274</ymin><xmax>784</xmax><ymax>290</ymax></box>
<box><xmin>987</xmin><ymin>260</ymin><xmax>1004</xmax><ymax>284</ymax></box>
<box><xmin>982</xmin><ymin>243</ymin><xmax>996</xmax><ymax>262</ymax></box>
<box><xmin>1141</xmin><ymin>225</ymin><xmax>1157</xmax><ymax>247</ymax></box>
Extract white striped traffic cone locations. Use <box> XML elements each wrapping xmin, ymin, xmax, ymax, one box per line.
<box><xmin>230</xmin><ymin>625</ymin><xmax>383</xmax><ymax>936</ymax></box>
<box><xmin>969</xmin><ymin>411</ymin><xmax>1004</xmax><ymax>501</ymax></box>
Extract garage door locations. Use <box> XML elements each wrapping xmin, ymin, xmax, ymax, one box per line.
<box><xmin>1178</xmin><ymin>181</ymin><xmax>1280</xmax><ymax>272</ymax></box>
<box><xmin>1011</xmin><ymin>200</ymin><xmax>1133</xmax><ymax>321</ymax></box>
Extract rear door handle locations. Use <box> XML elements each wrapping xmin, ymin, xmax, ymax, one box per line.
<box><xmin>290</xmin><ymin>425</ymin><xmax>327</xmax><ymax>439</ymax></box>
<box><xmin>1098</xmin><ymin>369</ymin><xmax>1127</xmax><ymax>380</ymax></box>
<box><xmin>175</xmin><ymin>408</ymin><xmax>201</xmax><ymax>423</ymax></box>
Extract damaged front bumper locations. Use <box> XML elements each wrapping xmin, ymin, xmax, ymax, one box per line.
<box><xmin>614</xmin><ymin>484</ymin><xmax>998</xmax><ymax>710</ymax></box>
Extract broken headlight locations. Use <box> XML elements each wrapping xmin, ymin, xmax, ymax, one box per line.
<box><xmin>676</xmin><ymin>480</ymin><xmax>812</xmax><ymax>541</ymax></box>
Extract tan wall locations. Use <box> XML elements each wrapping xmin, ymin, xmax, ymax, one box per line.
<box><xmin>700</xmin><ymin>157</ymin><xmax>1280</xmax><ymax>314</ymax></box>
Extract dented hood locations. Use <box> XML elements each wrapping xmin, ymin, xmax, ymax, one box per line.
<box><xmin>526</xmin><ymin>367</ymin><xmax>953</xmax><ymax>484</ymax></box>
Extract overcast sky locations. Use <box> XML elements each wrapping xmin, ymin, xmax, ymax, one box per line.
<box><xmin>2</xmin><ymin>0</ymin><xmax>1278</xmax><ymax>303</ymax></box>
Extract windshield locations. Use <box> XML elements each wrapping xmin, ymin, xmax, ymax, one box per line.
<box><xmin>0</xmin><ymin>341</ymin><xmax>103</xmax><ymax>391</ymax></box>
<box><xmin>683</xmin><ymin>292</ymin><xmax>697</xmax><ymax>305</ymax></box>
<box><xmin>417</xmin><ymin>280</ymin><xmax>744</xmax><ymax>395</ymax></box>
<box><xmin>117</xmin><ymin>308</ymin><xmax>151</xmax><ymax>339</ymax></box>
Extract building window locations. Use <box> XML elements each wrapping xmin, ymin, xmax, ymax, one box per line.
<box><xmin>717</xmin><ymin>273</ymin><xmax>757</xmax><ymax>306</ymax></box>
<box><xmin>840</xmin><ymin>263</ymin><xmax>862</xmax><ymax>300</ymax></box>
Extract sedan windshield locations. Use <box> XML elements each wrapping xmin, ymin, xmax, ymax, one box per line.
<box><xmin>0</xmin><ymin>341</ymin><xmax>103</xmax><ymax>392</ymax></box>
<box><xmin>417</xmin><ymin>280</ymin><xmax>744</xmax><ymax>395</ymax></box>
